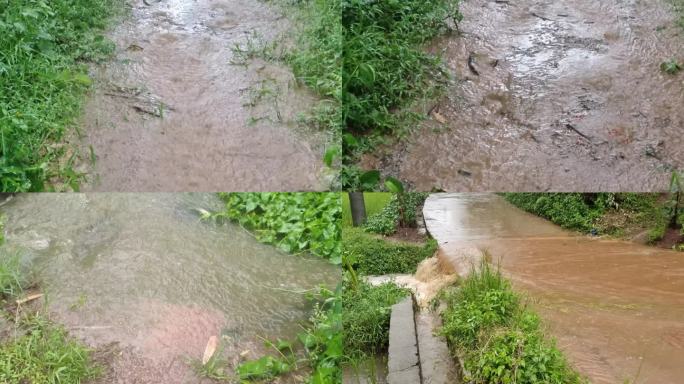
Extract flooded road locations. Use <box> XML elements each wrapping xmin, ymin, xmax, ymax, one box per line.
<box><xmin>81</xmin><ymin>0</ymin><xmax>329</xmax><ymax>191</ymax></box>
<box><xmin>424</xmin><ymin>194</ymin><xmax>684</xmax><ymax>383</ymax></box>
<box><xmin>374</xmin><ymin>0</ymin><xmax>684</xmax><ymax>191</ymax></box>
<box><xmin>0</xmin><ymin>194</ymin><xmax>339</xmax><ymax>383</ymax></box>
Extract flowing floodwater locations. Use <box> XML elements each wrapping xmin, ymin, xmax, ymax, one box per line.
<box><xmin>80</xmin><ymin>0</ymin><xmax>330</xmax><ymax>191</ymax></box>
<box><xmin>423</xmin><ymin>194</ymin><xmax>684</xmax><ymax>383</ymax></box>
<box><xmin>372</xmin><ymin>0</ymin><xmax>684</xmax><ymax>191</ymax></box>
<box><xmin>0</xmin><ymin>194</ymin><xmax>339</xmax><ymax>383</ymax></box>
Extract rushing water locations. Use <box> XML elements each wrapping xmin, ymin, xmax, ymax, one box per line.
<box><xmin>424</xmin><ymin>193</ymin><xmax>684</xmax><ymax>384</ymax></box>
<box><xmin>80</xmin><ymin>0</ymin><xmax>329</xmax><ymax>191</ymax></box>
<box><xmin>0</xmin><ymin>194</ymin><xmax>339</xmax><ymax>383</ymax></box>
<box><xmin>371</xmin><ymin>0</ymin><xmax>684</xmax><ymax>191</ymax></box>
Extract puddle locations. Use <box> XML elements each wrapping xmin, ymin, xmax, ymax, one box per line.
<box><xmin>423</xmin><ymin>193</ymin><xmax>684</xmax><ymax>383</ymax></box>
<box><xmin>80</xmin><ymin>0</ymin><xmax>330</xmax><ymax>191</ymax></box>
<box><xmin>373</xmin><ymin>0</ymin><xmax>684</xmax><ymax>191</ymax></box>
<box><xmin>0</xmin><ymin>193</ymin><xmax>340</xmax><ymax>383</ymax></box>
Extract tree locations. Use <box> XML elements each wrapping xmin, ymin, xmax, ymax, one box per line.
<box><xmin>349</xmin><ymin>192</ymin><xmax>367</xmax><ymax>227</ymax></box>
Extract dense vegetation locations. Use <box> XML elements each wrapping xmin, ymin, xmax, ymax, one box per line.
<box><xmin>342</xmin><ymin>0</ymin><xmax>460</xmax><ymax>139</ymax></box>
<box><xmin>503</xmin><ymin>193</ymin><xmax>681</xmax><ymax>244</ymax></box>
<box><xmin>440</xmin><ymin>262</ymin><xmax>584</xmax><ymax>384</ymax></box>
<box><xmin>341</xmin><ymin>192</ymin><xmax>391</xmax><ymax>227</ymax></box>
<box><xmin>0</xmin><ymin>0</ymin><xmax>121</xmax><ymax>192</ymax></box>
<box><xmin>363</xmin><ymin>192</ymin><xmax>428</xmax><ymax>235</ymax></box>
<box><xmin>215</xmin><ymin>192</ymin><xmax>341</xmax><ymax>264</ymax></box>
<box><xmin>343</xmin><ymin>227</ymin><xmax>436</xmax><ymax>275</ymax></box>
<box><xmin>0</xmin><ymin>252</ymin><xmax>100</xmax><ymax>383</ymax></box>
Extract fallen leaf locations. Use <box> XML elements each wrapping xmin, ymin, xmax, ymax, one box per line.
<box><xmin>202</xmin><ymin>335</ymin><xmax>219</xmax><ymax>365</ymax></box>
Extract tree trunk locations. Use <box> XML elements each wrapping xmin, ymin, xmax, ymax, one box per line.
<box><xmin>349</xmin><ymin>192</ymin><xmax>367</xmax><ymax>227</ymax></box>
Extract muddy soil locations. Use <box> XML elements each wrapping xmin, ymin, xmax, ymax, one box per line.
<box><xmin>424</xmin><ymin>194</ymin><xmax>684</xmax><ymax>383</ymax></box>
<box><xmin>0</xmin><ymin>194</ymin><xmax>339</xmax><ymax>383</ymax></box>
<box><xmin>80</xmin><ymin>0</ymin><xmax>330</xmax><ymax>191</ymax></box>
<box><xmin>368</xmin><ymin>0</ymin><xmax>684</xmax><ymax>191</ymax></box>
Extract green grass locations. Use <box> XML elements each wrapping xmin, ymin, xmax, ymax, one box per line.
<box><xmin>341</xmin><ymin>192</ymin><xmax>392</xmax><ymax>227</ymax></box>
<box><xmin>343</xmin><ymin>227</ymin><xmax>437</xmax><ymax>275</ymax></box>
<box><xmin>0</xmin><ymin>0</ymin><xmax>123</xmax><ymax>192</ymax></box>
<box><xmin>440</xmin><ymin>262</ymin><xmax>585</xmax><ymax>384</ymax></box>
<box><xmin>0</xmin><ymin>314</ymin><xmax>101</xmax><ymax>384</ymax></box>
<box><xmin>0</xmin><ymin>253</ymin><xmax>26</xmax><ymax>298</ymax></box>
<box><xmin>342</xmin><ymin>0</ymin><xmax>461</xmax><ymax>166</ymax></box>
<box><xmin>342</xmin><ymin>281</ymin><xmax>408</xmax><ymax>358</ymax></box>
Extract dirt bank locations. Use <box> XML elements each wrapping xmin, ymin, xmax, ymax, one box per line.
<box><xmin>369</xmin><ymin>0</ymin><xmax>684</xmax><ymax>191</ymax></box>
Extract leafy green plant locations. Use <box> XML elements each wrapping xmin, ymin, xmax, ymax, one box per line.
<box><xmin>343</xmin><ymin>227</ymin><xmax>437</xmax><ymax>275</ymax></box>
<box><xmin>661</xmin><ymin>59</ymin><xmax>682</xmax><ymax>74</ymax></box>
<box><xmin>363</xmin><ymin>192</ymin><xmax>429</xmax><ymax>235</ymax></box>
<box><xmin>236</xmin><ymin>286</ymin><xmax>342</xmax><ymax>383</ymax></box>
<box><xmin>503</xmin><ymin>193</ymin><xmax>609</xmax><ymax>232</ymax></box>
<box><xmin>214</xmin><ymin>193</ymin><xmax>341</xmax><ymax>264</ymax></box>
<box><xmin>439</xmin><ymin>262</ymin><xmax>585</xmax><ymax>384</ymax></box>
<box><xmin>0</xmin><ymin>0</ymin><xmax>122</xmax><ymax>191</ymax></box>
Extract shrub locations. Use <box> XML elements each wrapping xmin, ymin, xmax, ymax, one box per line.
<box><xmin>363</xmin><ymin>192</ymin><xmax>429</xmax><ymax>235</ymax></box>
<box><xmin>503</xmin><ymin>193</ymin><xmax>609</xmax><ymax>232</ymax></box>
<box><xmin>343</xmin><ymin>228</ymin><xmax>437</xmax><ymax>275</ymax></box>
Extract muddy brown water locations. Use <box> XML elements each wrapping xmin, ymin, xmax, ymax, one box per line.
<box><xmin>80</xmin><ymin>0</ymin><xmax>331</xmax><ymax>191</ymax></box>
<box><xmin>370</xmin><ymin>0</ymin><xmax>684</xmax><ymax>191</ymax></box>
<box><xmin>0</xmin><ymin>194</ymin><xmax>339</xmax><ymax>383</ymax></box>
<box><xmin>423</xmin><ymin>193</ymin><xmax>684</xmax><ymax>383</ymax></box>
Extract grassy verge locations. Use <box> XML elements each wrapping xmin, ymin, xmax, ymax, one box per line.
<box><xmin>343</xmin><ymin>227</ymin><xmax>436</xmax><ymax>275</ymax></box>
<box><xmin>439</xmin><ymin>262</ymin><xmax>585</xmax><ymax>383</ymax></box>
<box><xmin>212</xmin><ymin>192</ymin><xmax>341</xmax><ymax>264</ymax></box>
<box><xmin>342</xmin><ymin>192</ymin><xmax>392</xmax><ymax>227</ymax></box>
<box><xmin>0</xmin><ymin>253</ymin><xmax>100</xmax><ymax>383</ymax></box>
<box><xmin>503</xmin><ymin>193</ymin><xmax>681</xmax><ymax>244</ymax></box>
<box><xmin>0</xmin><ymin>0</ymin><xmax>122</xmax><ymax>192</ymax></box>
<box><xmin>342</xmin><ymin>0</ymin><xmax>462</xmax><ymax>188</ymax></box>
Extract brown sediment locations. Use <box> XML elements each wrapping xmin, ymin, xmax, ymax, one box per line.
<box><xmin>424</xmin><ymin>193</ymin><xmax>684</xmax><ymax>384</ymax></box>
<box><xmin>371</xmin><ymin>0</ymin><xmax>684</xmax><ymax>191</ymax></box>
<box><xmin>80</xmin><ymin>0</ymin><xmax>330</xmax><ymax>191</ymax></box>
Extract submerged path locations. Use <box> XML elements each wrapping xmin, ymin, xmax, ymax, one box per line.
<box><xmin>1</xmin><ymin>194</ymin><xmax>339</xmax><ymax>383</ymax></box>
<box><xmin>424</xmin><ymin>194</ymin><xmax>684</xmax><ymax>384</ymax></box>
<box><xmin>81</xmin><ymin>0</ymin><xmax>328</xmax><ymax>191</ymax></box>
<box><xmin>376</xmin><ymin>0</ymin><xmax>684</xmax><ymax>191</ymax></box>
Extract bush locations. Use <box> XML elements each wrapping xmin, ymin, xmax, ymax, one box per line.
<box><xmin>342</xmin><ymin>281</ymin><xmax>408</xmax><ymax>357</ymax></box>
<box><xmin>363</xmin><ymin>192</ymin><xmax>429</xmax><ymax>235</ymax></box>
<box><xmin>440</xmin><ymin>263</ymin><xmax>584</xmax><ymax>384</ymax></box>
<box><xmin>503</xmin><ymin>193</ymin><xmax>609</xmax><ymax>232</ymax></box>
<box><xmin>343</xmin><ymin>228</ymin><xmax>437</xmax><ymax>275</ymax></box>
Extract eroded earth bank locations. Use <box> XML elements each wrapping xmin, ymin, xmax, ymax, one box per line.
<box><xmin>424</xmin><ymin>194</ymin><xmax>684</xmax><ymax>383</ymax></box>
<box><xmin>371</xmin><ymin>0</ymin><xmax>684</xmax><ymax>191</ymax></box>
<box><xmin>80</xmin><ymin>0</ymin><xmax>329</xmax><ymax>191</ymax></box>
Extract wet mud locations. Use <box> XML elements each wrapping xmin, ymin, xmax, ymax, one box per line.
<box><xmin>81</xmin><ymin>0</ymin><xmax>330</xmax><ymax>191</ymax></box>
<box><xmin>1</xmin><ymin>194</ymin><xmax>339</xmax><ymax>383</ymax></box>
<box><xmin>371</xmin><ymin>0</ymin><xmax>684</xmax><ymax>191</ymax></box>
<box><xmin>424</xmin><ymin>193</ymin><xmax>684</xmax><ymax>384</ymax></box>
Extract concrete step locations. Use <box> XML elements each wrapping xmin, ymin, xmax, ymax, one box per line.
<box><xmin>387</xmin><ymin>296</ymin><xmax>420</xmax><ymax>384</ymax></box>
<box><xmin>387</xmin><ymin>295</ymin><xmax>460</xmax><ymax>384</ymax></box>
